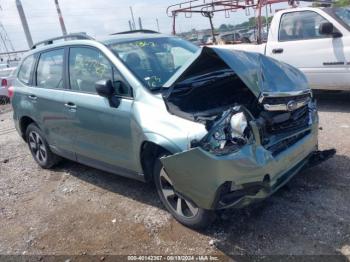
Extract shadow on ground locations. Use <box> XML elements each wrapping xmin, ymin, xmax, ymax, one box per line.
<box><xmin>53</xmin><ymin>160</ymin><xmax>162</xmax><ymax>209</ymax></box>
<box><xmin>208</xmin><ymin>154</ymin><xmax>350</xmax><ymax>256</ymax></box>
<box><xmin>314</xmin><ymin>90</ymin><xmax>350</xmax><ymax>113</ymax></box>
<box><xmin>52</xmin><ymin>151</ymin><xmax>350</xmax><ymax>256</ymax></box>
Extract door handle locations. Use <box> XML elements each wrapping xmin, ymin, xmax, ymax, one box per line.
<box><xmin>272</xmin><ymin>48</ymin><xmax>284</xmax><ymax>54</ymax></box>
<box><xmin>64</xmin><ymin>102</ymin><xmax>77</xmax><ymax>109</ymax></box>
<box><xmin>28</xmin><ymin>94</ymin><xmax>37</xmax><ymax>100</ymax></box>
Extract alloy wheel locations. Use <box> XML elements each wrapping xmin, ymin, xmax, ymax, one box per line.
<box><xmin>28</xmin><ymin>131</ymin><xmax>47</xmax><ymax>165</ymax></box>
<box><xmin>159</xmin><ymin>167</ymin><xmax>199</xmax><ymax>218</ymax></box>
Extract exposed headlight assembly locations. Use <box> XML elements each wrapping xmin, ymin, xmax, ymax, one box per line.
<box><xmin>197</xmin><ymin>106</ymin><xmax>251</xmax><ymax>156</ymax></box>
<box><xmin>230</xmin><ymin>112</ymin><xmax>248</xmax><ymax>138</ymax></box>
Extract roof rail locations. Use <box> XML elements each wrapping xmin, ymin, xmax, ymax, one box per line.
<box><xmin>111</xmin><ymin>29</ymin><xmax>159</xmax><ymax>35</ymax></box>
<box><xmin>31</xmin><ymin>33</ymin><xmax>95</xmax><ymax>49</ymax></box>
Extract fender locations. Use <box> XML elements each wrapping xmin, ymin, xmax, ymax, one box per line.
<box><xmin>143</xmin><ymin>132</ymin><xmax>184</xmax><ymax>154</ymax></box>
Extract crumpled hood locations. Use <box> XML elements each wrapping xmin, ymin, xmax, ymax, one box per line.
<box><xmin>163</xmin><ymin>46</ymin><xmax>309</xmax><ymax>98</ymax></box>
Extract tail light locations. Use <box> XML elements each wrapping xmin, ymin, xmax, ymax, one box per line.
<box><xmin>1</xmin><ymin>78</ymin><xmax>7</xmax><ymax>87</ymax></box>
<box><xmin>8</xmin><ymin>86</ymin><xmax>14</xmax><ymax>98</ymax></box>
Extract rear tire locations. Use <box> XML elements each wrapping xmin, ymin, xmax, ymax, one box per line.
<box><xmin>153</xmin><ymin>154</ymin><xmax>215</xmax><ymax>229</ymax></box>
<box><xmin>25</xmin><ymin>123</ymin><xmax>61</xmax><ymax>169</ymax></box>
<box><xmin>0</xmin><ymin>96</ymin><xmax>9</xmax><ymax>104</ymax></box>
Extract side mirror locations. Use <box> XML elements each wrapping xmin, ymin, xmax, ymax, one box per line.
<box><xmin>319</xmin><ymin>22</ymin><xmax>342</xmax><ymax>38</ymax></box>
<box><xmin>95</xmin><ymin>79</ymin><xmax>114</xmax><ymax>98</ymax></box>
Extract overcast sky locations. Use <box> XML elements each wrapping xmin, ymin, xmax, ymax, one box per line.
<box><xmin>0</xmin><ymin>0</ymin><xmax>296</xmax><ymax>50</ymax></box>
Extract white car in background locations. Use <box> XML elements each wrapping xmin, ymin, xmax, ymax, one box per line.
<box><xmin>0</xmin><ymin>67</ymin><xmax>16</xmax><ymax>102</ymax></box>
<box><xmin>218</xmin><ymin>7</ymin><xmax>350</xmax><ymax>91</ymax></box>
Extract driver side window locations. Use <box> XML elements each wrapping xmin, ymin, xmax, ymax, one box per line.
<box><xmin>69</xmin><ymin>47</ymin><xmax>112</xmax><ymax>93</ymax></box>
<box><xmin>69</xmin><ymin>47</ymin><xmax>132</xmax><ymax>97</ymax></box>
<box><xmin>279</xmin><ymin>11</ymin><xmax>330</xmax><ymax>41</ymax></box>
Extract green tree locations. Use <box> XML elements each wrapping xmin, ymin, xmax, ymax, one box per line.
<box><xmin>333</xmin><ymin>0</ymin><xmax>350</xmax><ymax>7</ymax></box>
<box><xmin>219</xmin><ymin>24</ymin><xmax>229</xmax><ymax>32</ymax></box>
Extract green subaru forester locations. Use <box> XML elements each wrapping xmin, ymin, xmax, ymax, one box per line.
<box><xmin>11</xmin><ymin>31</ymin><xmax>334</xmax><ymax>228</ymax></box>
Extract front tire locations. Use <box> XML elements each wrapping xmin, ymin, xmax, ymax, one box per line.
<box><xmin>153</xmin><ymin>155</ymin><xmax>215</xmax><ymax>229</ymax></box>
<box><xmin>26</xmin><ymin>123</ymin><xmax>61</xmax><ymax>169</ymax></box>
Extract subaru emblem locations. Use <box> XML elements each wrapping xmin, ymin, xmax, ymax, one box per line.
<box><xmin>287</xmin><ymin>100</ymin><xmax>297</xmax><ymax>111</ymax></box>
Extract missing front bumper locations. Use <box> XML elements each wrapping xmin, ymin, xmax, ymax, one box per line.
<box><xmin>161</xmin><ymin>123</ymin><xmax>334</xmax><ymax>210</ymax></box>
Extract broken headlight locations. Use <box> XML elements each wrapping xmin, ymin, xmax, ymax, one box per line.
<box><xmin>197</xmin><ymin>107</ymin><xmax>251</xmax><ymax>156</ymax></box>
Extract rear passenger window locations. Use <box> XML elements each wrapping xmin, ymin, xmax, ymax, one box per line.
<box><xmin>36</xmin><ymin>49</ymin><xmax>64</xmax><ymax>89</ymax></box>
<box><xmin>69</xmin><ymin>47</ymin><xmax>112</xmax><ymax>93</ymax></box>
<box><xmin>18</xmin><ymin>55</ymin><xmax>35</xmax><ymax>85</ymax></box>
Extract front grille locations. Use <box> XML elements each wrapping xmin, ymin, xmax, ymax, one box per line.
<box><xmin>266</xmin><ymin>106</ymin><xmax>309</xmax><ymax>134</ymax></box>
<box><xmin>267</xmin><ymin>130</ymin><xmax>310</xmax><ymax>157</ymax></box>
<box><xmin>262</xmin><ymin>93</ymin><xmax>311</xmax><ymax>105</ymax></box>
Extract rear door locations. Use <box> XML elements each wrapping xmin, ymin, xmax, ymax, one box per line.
<box><xmin>33</xmin><ymin>48</ymin><xmax>75</xmax><ymax>159</ymax></box>
<box><xmin>63</xmin><ymin>46</ymin><xmax>135</xmax><ymax>173</ymax></box>
<box><xmin>266</xmin><ymin>10</ymin><xmax>350</xmax><ymax>90</ymax></box>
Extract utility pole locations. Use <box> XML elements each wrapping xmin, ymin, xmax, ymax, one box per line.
<box><xmin>0</xmin><ymin>24</ymin><xmax>15</xmax><ymax>58</ymax></box>
<box><xmin>138</xmin><ymin>17</ymin><xmax>143</xmax><ymax>30</ymax></box>
<box><xmin>202</xmin><ymin>11</ymin><xmax>216</xmax><ymax>44</ymax></box>
<box><xmin>129</xmin><ymin>6</ymin><xmax>136</xmax><ymax>30</ymax></box>
<box><xmin>156</xmin><ymin>18</ymin><xmax>160</xmax><ymax>32</ymax></box>
<box><xmin>15</xmin><ymin>0</ymin><xmax>33</xmax><ymax>48</ymax></box>
<box><xmin>54</xmin><ymin>0</ymin><xmax>67</xmax><ymax>36</ymax></box>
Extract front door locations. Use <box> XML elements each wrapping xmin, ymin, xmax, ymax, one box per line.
<box><xmin>63</xmin><ymin>46</ymin><xmax>136</xmax><ymax>173</ymax></box>
<box><xmin>266</xmin><ymin>10</ymin><xmax>350</xmax><ymax>90</ymax></box>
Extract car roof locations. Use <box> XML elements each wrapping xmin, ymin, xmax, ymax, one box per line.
<box><xmin>22</xmin><ymin>32</ymin><xmax>174</xmax><ymax>58</ymax></box>
<box><xmin>101</xmin><ymin>32</ymin><xmax>172</xmax><ymax>45</ymax></box>
<box><xmin>219</xmin><ymin>31</ymin><xmax>240</xmax><ymax>37</ymax></box>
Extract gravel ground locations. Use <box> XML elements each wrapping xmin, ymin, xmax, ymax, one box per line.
<box><xmin>0</xmin><ymin>92</ymin><xmax>349</xmax><ymax>258</ymax></box>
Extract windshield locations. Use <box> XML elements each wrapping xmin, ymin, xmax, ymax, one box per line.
<box><xmin>333</xmin><ymin>7</ymin><xmax>350</xmax><ymax>28</ymax></box>
<box><xmin>108</xmin><ymin>37</ymin><xmax>198</xmax><ymax>91</ymax></box>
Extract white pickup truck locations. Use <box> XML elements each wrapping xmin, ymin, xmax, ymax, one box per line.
<box><xmin>219</xmin><ymin>7</ymin><xmax>350</xmax><ymax>90</ymax></box>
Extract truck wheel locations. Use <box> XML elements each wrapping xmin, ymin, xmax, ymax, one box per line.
<box><xmin>25</xmin><ymin>123</ymin><xmax>61</xmax><ymax>169</ymax></box>
<box><xmin>153</xmin><ymin>155</ymin><xmax>215</xmax><ymax>229</ymax></box>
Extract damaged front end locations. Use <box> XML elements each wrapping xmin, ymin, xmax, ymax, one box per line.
<box><xmin>160</xmin><ymin>47</ymin><xmax>335</xmax><ymax>210</ymax></box>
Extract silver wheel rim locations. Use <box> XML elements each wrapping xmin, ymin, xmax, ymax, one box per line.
<box><xmin>159</xmin><ymin>167</ymin><xmax>199</xmax><ymax>218</ymax></box>
<box><xmin>28</xmin><ymin>131</ymin><xmax>47</xmax><ymax>165</ymax></box>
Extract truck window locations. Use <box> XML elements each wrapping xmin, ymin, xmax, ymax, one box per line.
<box><xmin>36</xmin><ymin>49</ymin><xmax>64</xmax><ymax>89</ymax></box>
<box><xmin>18</xmin><ymin>55</ymin><xmax>35</xmax><ymax>85</ymax></box>
<box><xmin>279</xmin><ymin>11</ymin><xmax>330</xmax><ymax>41</ymax></box>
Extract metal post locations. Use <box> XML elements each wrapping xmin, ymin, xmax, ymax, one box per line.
<box><xmin>256</xmin><ymin>0</ymin><xmax>263</xmax><ymax>44</ymax></box>
<box><xmin>265</xmin><ymin>4</ymin><xmax>269</xmax><ymax>34</ymax></box>
<box><xmin>156</xmin><ymin>18</ymin><xmax>160</xmax><ymax>32</ymax></box>
<box><xmin>129</xmin><ymin>6</ymin><xmax>136</xmax><ymax>30</ymax></box>
<box><xmin>138</xmin><ymin>17</ymin><xmax>143</xmax><ymax>30</ymax></box>
<box><xmin>128</xmin><ymin>20</ymin><xmax>133</xmax><ymax>31</ymax></box>
<box><xmin>15</xmin><ymin>0</ymin><xmax>33</xmax><ymax>48</ymax></box>
<box><xmin>54</xmin><ymin>0</ymin><xmax>67</xmax><ymax>36</ymax></box>
<box><xmin>172</xmin><ymin>13</ymin><xmax>176</xmax><ymax>35</ymax></box>
<box><xmin>203</xmin><ymin>12</ymin><xmax>216</xmax><ymax>45</ymax></box>
<box><xmin>0</xmin><ymin>30</ymin><xmax>10</xmax><ymax>59</ymax></box>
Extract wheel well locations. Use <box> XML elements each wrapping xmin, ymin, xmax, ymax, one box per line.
<box><xmin>19</xmin><ymin>116</ymin><xmax>35</xmax><ymax>141</ymax></box>
<box><xmin>140</xmin><ymin>141</ymin><xmax>170</xmax><ymax>183</ymax></box>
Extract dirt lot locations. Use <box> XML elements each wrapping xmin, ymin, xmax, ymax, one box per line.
<box><xmin>0</xmin><ymin>92</ymin><xmax>349</xmax><ymax>258</ymax></box>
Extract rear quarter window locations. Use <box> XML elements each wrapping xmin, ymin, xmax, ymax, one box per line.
<box><xmin>18</xmin><ymin>55</ymin><xmax>35</xmax><ymax>85</ymax></box>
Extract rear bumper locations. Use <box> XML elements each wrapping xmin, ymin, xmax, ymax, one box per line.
<box><xmin>161</xmin><ymin>110</ymin><xmax>322</xmax><ymax>210</ymax></box>
<box><xmin>0</xmin><ymin>87</ymin><xmax>8</xmax><ymax>97</ymax></box>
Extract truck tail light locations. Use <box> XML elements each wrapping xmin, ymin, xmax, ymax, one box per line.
<box><xmin>8</xmin><ymin>86</ymin><xmax>14</xmax><ymax>98</ymax></box>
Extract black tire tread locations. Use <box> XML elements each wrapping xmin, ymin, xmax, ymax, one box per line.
<box><xmin>153</xmin><ymin>154</ymin><xmax>215</xmax><ymax>229</ymax></box>
<box><xmin>25</xmin><ymin>123</ymin><xmax>61</xmax><ymax>169</ymax></box>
